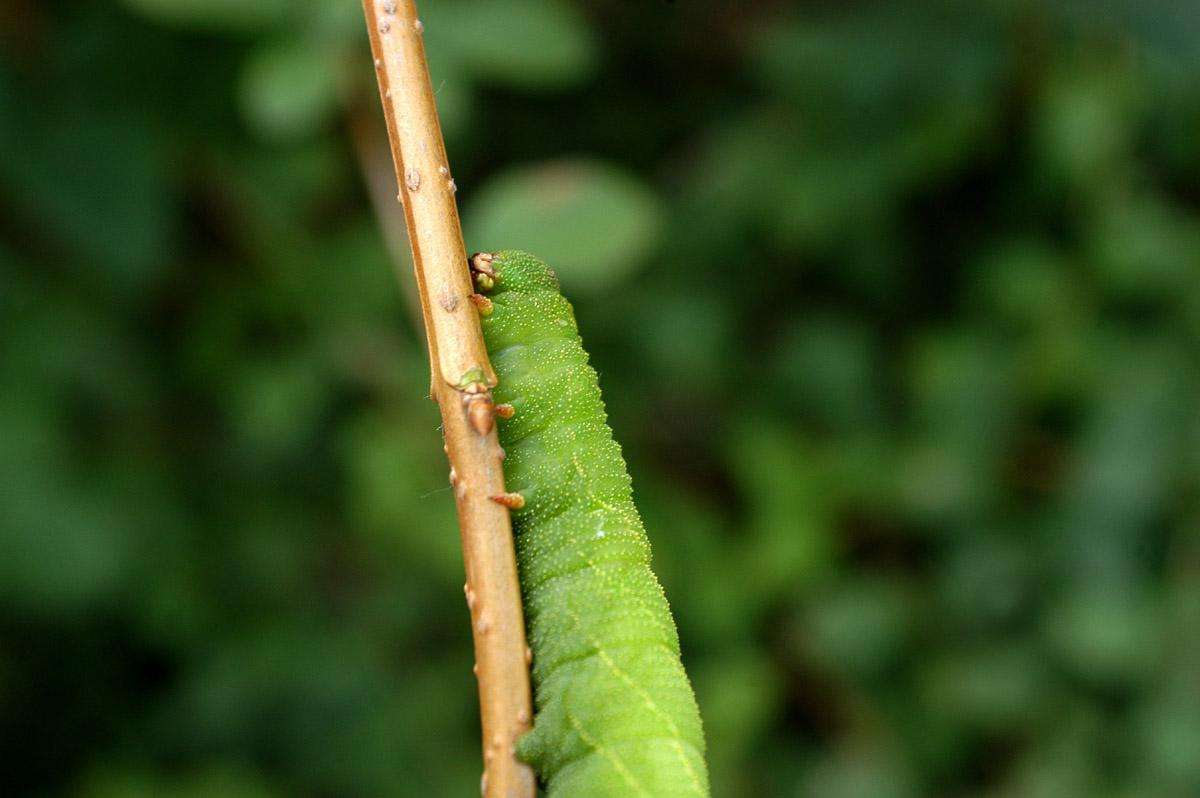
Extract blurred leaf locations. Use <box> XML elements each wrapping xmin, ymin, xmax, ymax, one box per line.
<box><xmin>635</xmin><ymin>478</ymin><xmax>741</xmax><ymax>644</ymax></box>
<box><xmin>1085</xmin><ymin>188</ymin><xmax>1200</xmax><ymax>297</ymax></box>
<box><xmin>340</xmin><ymin>412</ymin><xmax>461</xmax><ymax>580</ymax></box>
<box><xmin>1129</xmin><ymin>675</ymin><xmax>1200</xmax><ymax>790</ymax></box>
<box><xmin>799</xmin><ymin>743</ymin><xmax>918</xmax><ymax>798</ymax></box>
<box><xmin>1043</xmin><ymin>588</ymin><xmax>1163</xmax><ymax>685</ymax></box>
<box><xmin>775</xmin><ymin>314</ymin><xmax>882</xmax><ymax>433</ymax></box>
<box><xmin>423</xmin><ymin>0</ymin><xmax>598</xmax><ymax>91</ymax></box>
<box><xmin>121</xmin><ymin>0</ymin><xmax>288</xmax><ymax>31</ymax></box>
<box><xmin>226</xmin><ymin>353</ymin><xmax>329</xmax><ymax>457</ymax></box>
<box><xmin>77</xmin><ymin>766</ymin><xmax>280</xmax><ymax>798</ymax></box>
<box><xmin>1057</xmin><ymin>1</ymin><xmax>1200</xmax><ymax>62</ymax></box>
<box><xmin>897</xmin><ymin>332</ymin><xmax>1016</xmax><ymax>521</ymax></box>
<box><xmin>1035</xmin><ymin>63</ymin><xmax>1136</xmax><ymax>186</ymax></box>
<box><xmin>799</xmin><ymin>577</ymin><xmax>916</xmax><ymax>681</ymax></box>
<box><xmin>918</xmin><ymin>643</ymin><xmax>1050</xmax><ymax>733</ymax></box>
<box><xmin>969</xmin><ymin>242</ymin><xmax>1084</xmax><ymax>331</ymax></box>
<box><xmin>997</xmin><ymin>704</ymin><xmax>1106</xmax><ymax>798</ymax></box>
<box><xmin>465</xmin><ymin>159</ymin><xmax>664</xmax><ymax>293</ymax></box>
<box><xmin>1055</xmin><ymin>341</ymin><xmax>1192</xmax><ymax>577</ymax></box>
<box><xmin>0</xmin><ymin>106</ymin><xmax>173</xmax><ymax>294</ymax></box>
<box><xmin>635</xmin><ymin>291</ymin><xmax>733</xmax><ymax>392</ymax></box>
<box><xmin>937</xmin><ymin>531</ymin><xmax>1035</xmax><ymax>631</ymax></box>
<box><xmin>691</xmin><ymin>653</ymin><xmax>781</xmax><ymax>796</ymax></box>
<box><xmin>728</xmin><ymin>423</ymin><xmax>834</xmax><ymax>602</ymax></box>
<box><xmin>239</xmin><ymin>41</ymin><xmax>342</xmax><ymax>141</ymax></box>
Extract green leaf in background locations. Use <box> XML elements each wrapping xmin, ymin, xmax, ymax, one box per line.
<box><xmin>799</xmin><ymin>744</ymin><xmax>918</xmax><ymax>798</ymax></box>
<box><xmin>690</xmin><ymin>653</ymin><xmax>781</xmax><ymax>796</ymax></box>
<box><xmin>918</xmin><ymin>643</ymin><xmax>1049</xmax><ymax>734</ymax></box>
<box><xmin>226</xmin><ymin>354</ymin><xmax>329</xmax><ymax>457</ymax></box>
<box><xmin>774</xmin><ymin>314</ymin><xmax>882</xmax><ymax>434</ymax></box>
<box><xmin>728</xmin><ymin>423</ymin><xmax>833</xmax><ymax>602</ymax></box>
<box><xmin>800</xmin><ymin>577</ymin><xmax>915</xmax><ymax>682</ymax></box>
<box><xmin>0</xmin><ymin>105</ymin><xmax>173</xmax><ymax>294</ymax></box>
<box><xmin>465</xmin><ymin>159</ymin><xmax>664</xmax><ymax>293</ymax></box>
<box><xmin>78</xmin><ymin>766</ymin><xmax>279</xmax><ymax>798</ymax></box>
<box><xmin>1131</xmin><ymin>673</ymin><xmax>1200</xmax><ymax>790</ymax></box>
<box><xmin>239</xmin><ymin>41</ymin><xmax>343</xmax><ymax>141</ymax></box>
<box><xmin>423</xmin><ymin>0</ymin><xmax>597</xmax><ymax>91</ymax></box>
<box><xmin>422</xmin><ymin>46</ymin><xmax>474</xmax><ymax>143</ymax></box>
<box><xmin>1085</xmin><ymin>188</ymin><xmax>1200</xmax><ymax>298</ymax></box>
<box><xmin>340</xmin><ymin>412</ymin><xmax>461</xmax><ymax>580</ymax></box>
<box><xmin>121</xmin><ymin>0</ymin><xmax>288</xmax><ymax>31</ymax></box>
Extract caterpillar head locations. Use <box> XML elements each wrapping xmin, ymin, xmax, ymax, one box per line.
<box><xmin>472</xmin><ymin>250</ymin><xmax>560</xmax><ymax>294</ymax></box>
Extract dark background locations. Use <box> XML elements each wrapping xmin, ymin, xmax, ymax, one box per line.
<box><xmin>3</xmin><ymin>1</ymin><xmax>1200</xmax><ymax>795</ymax></box>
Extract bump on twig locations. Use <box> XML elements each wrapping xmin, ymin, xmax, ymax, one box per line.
<box><xmin>468</xmin><ymin>398</ymin><xmax>495</xmax><ymax>434</ymax></box>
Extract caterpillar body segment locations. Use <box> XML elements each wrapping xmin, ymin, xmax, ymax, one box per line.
<box><xmin>476</xmin><ymin>250</ymin><xmax>709</xmax><ymax>797</ymax></box>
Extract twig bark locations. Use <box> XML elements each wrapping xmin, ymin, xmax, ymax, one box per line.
<box><xmin>360</xmin><ymin>2</ymin><xmax>536</xmax><ymax>796</ymax></box>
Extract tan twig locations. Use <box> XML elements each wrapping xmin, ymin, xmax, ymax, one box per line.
<box><xmin>360</xmin><ymin>2</ymin><xmax>536</xmax><ymax>796</ymax></box>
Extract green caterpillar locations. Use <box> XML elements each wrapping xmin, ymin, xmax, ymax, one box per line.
<box><xmin>473</xmin><ymin>251</ymin><xmax>709</xmax><ymax>797</ymax></box>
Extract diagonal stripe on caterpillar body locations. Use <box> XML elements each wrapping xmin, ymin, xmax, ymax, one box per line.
<box><xmin>475</xmin><ymin>251</ymin><xmax>709</xmax><ymax>797</ymax></box>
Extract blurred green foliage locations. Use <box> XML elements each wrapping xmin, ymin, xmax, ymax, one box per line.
<box><xmin>3</xmin><ymin>1</ymin><xmax>1200</xmax><ymax>796</ymax></box>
